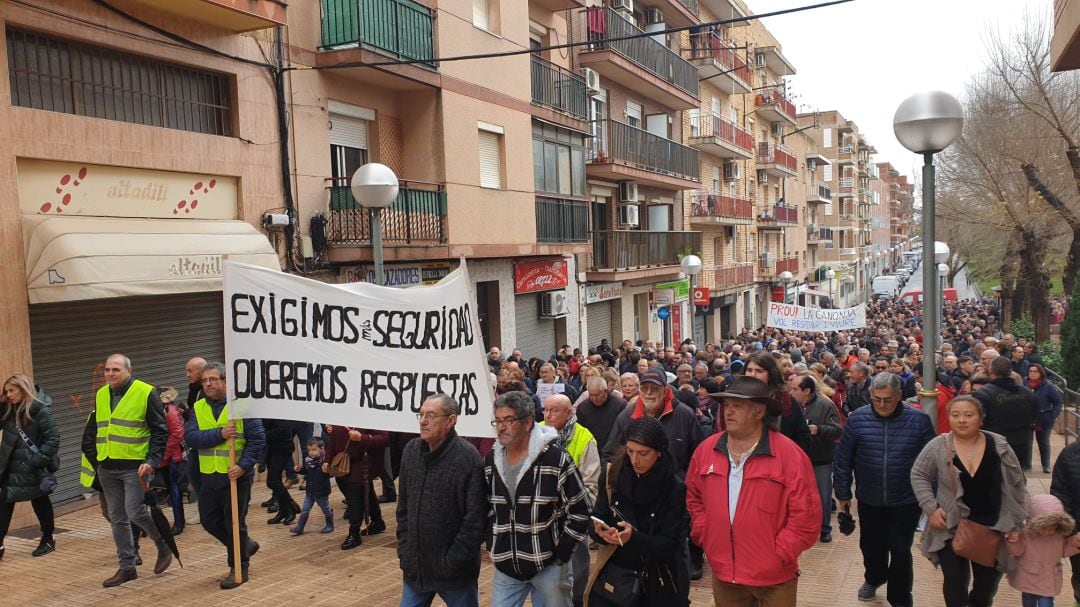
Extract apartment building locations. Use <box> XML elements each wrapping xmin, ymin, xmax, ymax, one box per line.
<box><xmin>1052</xmin><ymin>0</ymin><xmax>1080</xmax><ymax>71</ymax></box>
<box><xmin>0</xmin><ymin>0</ymin><xmax>287</xmax><ymax>514</ymax></box>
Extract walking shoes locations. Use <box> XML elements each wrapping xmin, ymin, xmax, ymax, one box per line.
<box><xmin>102</xmin><ymin>568</ymin><xmax>138</xmax><ymax>588</ymax></box>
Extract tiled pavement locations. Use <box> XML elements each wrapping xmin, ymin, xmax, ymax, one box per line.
<box><xmin>4</xmin><ymin>435</ymin><xmax>1077</xmax><ymax>606</ymax></box>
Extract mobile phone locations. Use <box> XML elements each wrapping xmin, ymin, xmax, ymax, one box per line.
<box><xmin>590</xmin><ymin>516</ymin><xmax>610</xmax><ymax>529</ymax></box>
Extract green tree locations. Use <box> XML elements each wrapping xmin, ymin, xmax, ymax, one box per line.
<box><xmin>1060</xmin><ymin>281</ymin><xmax>1080</xmax><ymax>387</ymax></box>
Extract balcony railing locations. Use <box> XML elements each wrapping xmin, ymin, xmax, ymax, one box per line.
<box><xmin>807</xmin><ymin>184</ymin><xmax>831</xmax><ymax>200</ymax></box>
<box><xmin>582</xmin><ymin>7</ymin><xmax>699</xmax><ymax>97</ymax></box>
<box><xmin>808</xmin><ymin>227</ymin><xmax>833</xmax><ymax>241</ymax></box>
<box><xmin>690</xmin><ymin>191</ymin><xmax>753</xmax><ymax>219</ymax></box>
<box><xmin>839</xmin><ymin>247</ymin><xmax>857</xmax><ymax>256</ymax></box>
<box><xmin>758</xmin><ymin>202</ymin><xmax>798</xmax><ymax>224</ymax></box>
<box><xmin>591</xmin><ymin>230</ymin><xmax>701</xmax><ymax>270</ymax></box>
<box><xmin>326</xmin><ymin>178</ymin><xmax>446</xmax><ymax>245</ymax></box>
<box><xmin>689</xmin><ymin>110</ymin><xmax>753</xmax><ymax>152</ymax></box>
<box><xmin>530</xmin><ymin>55</ymin><xmax>588</xmax><ymax>121</ymax></box>
<box><xmin>590</xmin><ymin>119</ymin><xmax>700</xmax><ymax>181</ymax></box>
<box><xmin>686</xmin><ymin>30</ymin><xmax>751</xmax><ymax>84</ymax></box>
<box><xmin>711</xmin><ymin>263</ymin><xmax>755</xmax><ymax>289</ymax></box>
<box><xmin>757</xmin><ymin>141</ymin><xmax>797</xmax><ymax>172</ymax></box>
<box><xmin>776</xmin><ymin>257</ymin><xmax>798</xmax><ymax>274</ymax></box>
<box><xmin>535</xmin><ymin>197</ymin><xmax>589</xmax><ymax>243</ymax></box>
<box><xmin>838</xmin><ymin>177</ymin><xmax>855</xmax><ymax>191</ymax></box>
<box><xmin>320</xmin><ymin>0</ymin><xmax>436</xmax><ymax>68</ymax></box>
<box><xmin>754</xmin><ymin>90</ymin><xmax>796</xmax><ymax>121</ymax></box>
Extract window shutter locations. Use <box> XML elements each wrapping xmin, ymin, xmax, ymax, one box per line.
<box><xmin>473</xmin><ymin>0</ymin><xmax>489</xmax><ymax>29</ymax></box>
<box><xmin>478</xmin><ymin>130</ymin><xmax>502</xmax><ymax>189</ymax></box>
<box><xmin>329</xmin><ymin>113</ymin><xmax>369</xmax><ymax>149</ymax></box>
<box><xmin>823</xmin><ymin>127</ymin><xmax>832</xmax><ymax>148</ymax></box>
<box><xmin>823</xmin><ymin>164</ymin><xmax>833</xmax><ymax>182</ymax></box>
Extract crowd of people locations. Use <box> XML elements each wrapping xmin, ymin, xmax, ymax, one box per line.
<box><xmin>0</xmin><ymin>294</ymin><xmax>1079</xmax><ymax>606</ymax></box>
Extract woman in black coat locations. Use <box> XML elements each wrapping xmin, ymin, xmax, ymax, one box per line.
<box><xmin>587</xmin><ymin>416</ymin><xmax>689</xmax><ymax>607</ymax></box>
<box><xmin>0</xmin><ymin>374</ymin><xmax>60</xmax><ymax>559</ymax></box>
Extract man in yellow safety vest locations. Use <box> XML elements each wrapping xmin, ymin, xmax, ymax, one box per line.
<box><xmin>184</xmin><ymin>361</ymin><xmax>265</xmax><ymax>589</ymax></box>
<box><xmin>80</xmin><ymin>353</ymin><xmax>172</xmax><ymax>587</ymax></box>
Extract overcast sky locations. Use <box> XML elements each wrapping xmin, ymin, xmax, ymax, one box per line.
<box><xmin>746</xmin><ymin>0</ymin><xmax>1043</xmax><ymax>182</ymax></box>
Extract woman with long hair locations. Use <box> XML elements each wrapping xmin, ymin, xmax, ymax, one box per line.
<box><xmin>744</xmin><ymin>351</ymin><xmax>811</xmax><ymax>454</ymax></box>
<box><xmin>0</xmin><ymin>374</ymin><xmax>59</xmax><ymax>559</ymax></box>
<box><xmin>1027</xmin><ymin>363</ymin><xmax>1064</xmax><ymax>473</ymax></box>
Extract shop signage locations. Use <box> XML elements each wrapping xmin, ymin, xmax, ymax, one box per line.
<box><xmin>341</xmin><ymin>263</ymin><xmax>451</xmax><ymax>287</ymax></box>
<box><xmin>771</xmin><ymin>285</ymin><xmax>786</xmax><ymax>302</ymax></box>
<box><xmin>655</xmin><ymin>278</ymin><xmax>690</xmax><ymax>302</ymax></box>
<box><xmin>17</xmin><ymin>159</ymin><xmax>237</xmax><ymax>219</ymax></box>
<box><xmin>672</xmin><ymin>303</ymin><xmax>682</xmax><ymax>345</ymax></box>
<box><xmin>514</xmin><ymin>259</ymin><xmax>569</xmax><ymax>294</ymax></box>
<box><xmin>654</xmin><ymin>289</ymin><xmax>675</xmax><ymax>307</ymax></box>
<box><xmin>693</xmin><ymin>287</ymin><xmax>710</xmax><ymax>306</ymax></box>
<box><xmin>717</xmin><ymin>294</ymin><xmax>737</xmax><ymax>307</ymax></box>
<box><xmin>584</xmin><ymin>282</ymin><xmax>623</xmax><ymax>304</ymax></box>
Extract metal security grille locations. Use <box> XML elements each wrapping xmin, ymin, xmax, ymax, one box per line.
<box><xmin>513</xmin><ymin>294</ymin><xmax>556</xmax><ymax>361</ymax></box>
<box><xmin>6</xmin><ymin>28</ymin><xmax>233</xmax><ymax>136</ymax></box>
<box><xmin>29</xmin><ymin>293</ymin><xmax>225</xmax><ymax>506</ymax></box>
<box><xmin>585</xmin><ymin>301</ymin><xmax>612</xmax><ymax>352</ymax></box>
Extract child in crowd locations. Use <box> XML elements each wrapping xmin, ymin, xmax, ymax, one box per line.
<box><xmin>289</xmin><ymin>437</ymin><xmax>333</xmax><ymax>535</ymax></box>
<box><xmin>1005</xmin><ymin>493</ymin><xmax>1080</xmax><ymax>606</ymax></box>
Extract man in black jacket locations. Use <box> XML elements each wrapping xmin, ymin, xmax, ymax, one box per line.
<box><xmin>976</xmin><ymin>356</ymin><xmax>1039</xmax><ymax>471</ymax></box>
<box><xmin>844</xmin><ymin>362</ymin><xmax>872</xmax><ymax>413</ymax></box>
<box><xmin>1050</xmin><ymin>441</ymin><xmax>1080</xmax><ymax>604</ymax></box>
<box><xmin>396</xmin><ymin>394</ymin><xmax>486</xmax><ymax>606</ymax></box>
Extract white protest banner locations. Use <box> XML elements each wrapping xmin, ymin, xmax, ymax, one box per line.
<box><xmin>766</xmin><ymin>301</ymin><xmax>867</xmax><ymax>332</ymax></box>
<box><xmin>224</xmin><ymin>261</ymin><xmax>494</xmax><ymax>437</ymax></box>
<box><xmin>535</xmin><ymin>382</ymin><xmax>566</xmax><ymax>403</ymax></box>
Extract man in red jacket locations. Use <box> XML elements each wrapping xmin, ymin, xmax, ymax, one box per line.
<box><xmin>686</xmin><ymin>376</ymin><xmax>820</xmax><ymax>606</ymax></box>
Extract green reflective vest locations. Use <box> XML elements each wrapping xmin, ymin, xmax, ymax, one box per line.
<box><xmin>540</xmin><ymin>421</ymin><xmax>596</xmax><ymax>467</ymax></box>
<box><xmin>193</xmin><ymin>398</ymin><xmax>245</xmax><ymax>474</ymax></box>
<box><xmin>94</xmin><ymin>380</ymin><xmax>154</xmax><ymax>462</ymax></box>
<box><xmin>79</xmin><ymin>453</ymin><xmax>96</xmax><ymax>488</ymax></box>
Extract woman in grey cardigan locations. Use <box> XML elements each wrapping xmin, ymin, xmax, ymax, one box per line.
<box><xmin>910</xmin><ymin>395</ymin><xmax>1028</xmax><ymax>607</ymax></box>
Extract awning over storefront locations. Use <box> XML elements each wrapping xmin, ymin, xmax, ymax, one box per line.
<box><xmin>23</xmin><ymin>215</ymin><xmax>280</xmax><ymax>304</ymax></box>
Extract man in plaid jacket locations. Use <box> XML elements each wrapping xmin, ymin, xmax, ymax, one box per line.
<box><xmin>485</xmin><ymin>391</ymin><xmax>592</xmax><ymax>607</ymax></box>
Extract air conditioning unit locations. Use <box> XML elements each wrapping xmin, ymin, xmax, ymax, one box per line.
<box><xmin>806</xmin><ymin>158</ymin><xmax>818</xmax><ymax>172</ymax></box>
<box><xmin>612</xmin><ymin>0</ymin><xmax>634</xmax><ymax>14</ymax></box>
<box><xmin>644</xmin><ymin>7</ymin><xmax>663</xmax><ymax>24</ymax></box>
<box><xmin>757</xmin><ymin>169</ymin><xmax>769</xmax><ymax>184</ymax></box>
<box><xmin>619</xmin><ymin>204</ymin><xmax>640</xmax><ymax>226</ymax></box>
<box><xmin>582</xmin><ymin>68</ymin><xmax>601</xmax><ymax>95</ymax></box>
<box><xmin>540</xmin><ymin>291</ymin><xmax>571</xmax><ymax>318</ymax></box>
<box><xmin>618</xmin><ymin>181</ymin><xmax>639</xmax><ymax>202</ymax></box>
<box><xmin>771</xmin><ymin>122</ymin><xmax>785</xmax><ymax>137</ymax></box>
<box><xmin>723</xmin><ymin>161</ymin><xmax>741</xmax><ymax>181</ymax></box>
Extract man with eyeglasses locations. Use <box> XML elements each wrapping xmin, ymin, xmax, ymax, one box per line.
<box><xmin>833</xmin><ymin>373</ymin><xmax>935</xmax><ymax>606</ymax></box>
<box><xmin>81</xmin><ymin>353</ymin><xmax>173</xmax><ymax>587</ymax></box>
<box><xmin>396</xmin><ymin>394</ymin><xmax>486</xmax><ymax>607</ymax></box>
<box><xmin>485</xmin><ymin>391</ymin><xmax>591</xmax><ymax>607</ymax></box>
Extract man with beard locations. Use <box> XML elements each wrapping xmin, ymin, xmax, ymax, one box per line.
<box><xmin>575</xmin><ymin>376</ymin><xmax>627</xmax><ymax>456</ymax></box>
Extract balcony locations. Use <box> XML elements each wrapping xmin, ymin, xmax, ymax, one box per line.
<box><xmin>806</xmin><ymin>184</ymin><xmax>831</xmax><ymax>204</ymax></box>
<box><xmin>708</xmin><ymin>263</ymin><xmax>755</xmax><ymax>290</ymax></box>
<box><xmin>776</xmin><ymin>256</ymin><xmax>799</xmax><ymax>274</ymax></box>
<box><xmin>754</xmin><ymin>91</ymin><xmax>796</xmax><ymax>125</ymax></box>
<box><xmin>652</xmin><ymin>0</ymin><xmax>699</xmax><ymax>28</ymax></box>
<box><xmin>535</xmin><ymin>197</ymin><xmax>589</xmax><ymax>244</ymax></box>
<box><xmin>700</xmin><ymin>0</ymin><xmax>749</xmax><ymax>24</ymax></box>
<box><xmin>755</xmin><ymin>45</ymin><xmax>797</xmax><ymax>77</ymax></box>
<box><xmin>836</xmin><ymin>145</ymin><xmax>855</xmax><ymax>165</ymax></box>
<box><xmin>686</xmin><ymin>30</ymin><xmax>752</xmax><ymax>94</ymax></box>
<box><xmin>530</xmin><ymin>0</ymin><xmax>585</xmax><ymax>12</ymax></box>
<box><xmin>326</xmin><ymin>178</ymin><xmax>447</xmax><ymax>246</ymax></box>
<box><xmin>839</xmin><ymin>247</ymin><xmax>857</xmax><ymax>257</ymax></box>
<box><xmin>807</xmin><ymin>227</ymin><xmax>833</xmax><ymax>244</ymax></box>
<box><xmin>758</xmin><ymin>255</ymin><xmax>798</xmax><ymax>278</ymax></box>
<box><xmin>576</xmin><ymin>7</ymin><xmax>699</xmax><ymax>109</ymax></box>
<box><xmin>530</xmin><ymin>55</ymin><xmax>589</xmax><ymax>124</ymax></box>
<box><xmin>757</xmin><ymin>203</ymin><xmax>798</xmax><ymax>229</ymax></box>
<box><xmin>688</xmin><ymin>110</ymin><xmax>753</xmax><ymax>159</ymax></box>
<box><xmin>320</xmin><ymin>0</ymin><xmax>437</xmax><ymax>69</ymax></box>
<box><xmin>689</xmin><ymin>191</ymin><xmax>753</xmax><ymax>225</ymax></box>
<box><xmin>588</xmin><ymin>230</ymin><xmax>702</xmax><ymax>279</ymax></box>
<box><xmin>756</xmin><ymin>141</ymin><xmax>797</xmax><ymax>177</ymax></box>
<box><xmin>588</xmin><ymin>119</ymin><xmax>700</xmax><ymax>189</ymax></box>
<box><xmin>134</xmin><ymin>0</ymin><xmax>287</xmax><ymax>31</ymax></box>
<box><xmin>837</xmin><ymin>177</ymin><xmax>855</xmax><ymax>196</ymax></box>
<box><xmin>838</xmin><ymin>213</ymin><xmax>856</xmax><ymax>222</ymax></box>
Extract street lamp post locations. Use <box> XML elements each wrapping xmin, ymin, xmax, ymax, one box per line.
<box><xmin>779</xmin><ymin>270</ymin><xmax>794</xmax><ymax>305</ymax></box>
<box><xmin>937</xmin><ymin>262</ymin><xmax>949</xmax><ymax>305</ymax></box>
<box><xmin>826</xmin><ymin>269</ymin><xmax>836</xmax><ymax>308</ymax></box>
<box><xmin>681</xmin><ymin>254</ymin><xmax>703</xmax><ymax>344</ymax></box>
<box><xmin>894</xmin><ymin>91</ymin><xmax>964</xmax><ymax>430</ymax></box>
<box><xmin>350</xmin><ymin>163</ymin><xmax>400</xmax><ymax>287</ymax></box>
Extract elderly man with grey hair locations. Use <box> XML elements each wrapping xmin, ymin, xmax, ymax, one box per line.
<box><xmin>576</xmin><ymin>376</ymin><xmax>628</xmax><ymax>456</ymax></box>
<box><xmin>833</xmin><ymin>373</ymin><xmax>935</xmax><ymax>607</ymax></box>
<box><xmin>845</xmin><ymin>361</ymin><xmax>873</xmax><ymax>413</ymax></box>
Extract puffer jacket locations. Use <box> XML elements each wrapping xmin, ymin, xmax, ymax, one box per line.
<box><xmin>1051</xmin><ymin>441</ymin><xmax>1080</xmax><ymax>522</ymax></box>
<box><xmin>1030</xmin><ymin>379</ymin><xmax>1064</xmax><ymax>431</ymax></box>
<box><xmin>0</xmin><ymin>399</ymin><xmax>60</xmax><ymax>502</ymax></box>
<box><xmin>1006</xmin><ymin>494</ymin><xmax>1080</xmax><ymax>597</ymax></box>
<box><xmin>833</xmin><ymin>403</ymin><xmax>935</xmax><ymax>507</ymax></box>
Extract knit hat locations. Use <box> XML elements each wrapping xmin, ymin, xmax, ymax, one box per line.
<box><xmin>624</xmin><ymin>415</ymin><xmax>668</xmax><ymax>453</ymax></box>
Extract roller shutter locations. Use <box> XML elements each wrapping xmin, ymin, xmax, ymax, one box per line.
<box><xmin>513</xmin><ymin>294</ymin><xmax>556</xmax><ymax>361</ymax></box>
<box><xmin>585</xmin><ymin>301</ymin><xmax>612</xmax><ymax>352</ymax></box>
<box><xmin>28</xmin><ymin>292</ymin><xmax>225</xmax><ymax>506</ymax></box>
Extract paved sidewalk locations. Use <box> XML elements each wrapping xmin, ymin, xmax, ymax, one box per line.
<box><xmin>4</xmin><ymin>435</ymin><xmax>1077</xmax><ymax>606</ymax></box>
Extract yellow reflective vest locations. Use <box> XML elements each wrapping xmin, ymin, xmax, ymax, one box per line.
<box><xmin>193</xmin><ymin>398</ymin><xmax>245</xmax><ymax>474</ymax></box>
<box><xmin>94</xmin><ymin>380</ymin><xmax>154</xmax><ymax>462</ymax></box>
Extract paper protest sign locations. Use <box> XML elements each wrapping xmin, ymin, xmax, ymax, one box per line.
<box><xmin>224</xmin><ymin>261</ymin><xmax>494</xmax><ymax>437</ymax></box>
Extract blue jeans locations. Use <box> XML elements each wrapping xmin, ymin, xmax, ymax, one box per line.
<box><xmin>813</xmin><ymin>463</ymin><xmax>833</xmax><ymax>533</ymax></box>
<box><xmin>491</xmin><ymin>562</ymin><xmax>573</xmax><ymax>607</ymax></box>
<box><xmin>300</xmin><ymin>493</ymin><xmax>331</xmax><ymax>518</ymax></box>
<box><xmin>1022</xmin><ymin>593</ymin><xmax>1054</xmax><ymax>607</ymax></box>
<box><xmin>399</xmin><ymin>579</ymin><xmax>479</xmax><ymax>607</ymax></box>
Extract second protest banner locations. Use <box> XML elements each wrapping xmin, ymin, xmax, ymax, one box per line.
<box><xmin>223</xmin><ymin>260</ymin><xmax>494</xmax><ymax>437</ymax></box>
<box><xmin>766</xmin><ymin>301</ymin><xmax>867</xmax><ymax>332</ymax></box>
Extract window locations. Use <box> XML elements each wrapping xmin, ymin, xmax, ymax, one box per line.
<box><xmin>532</xmin><ymin>121</ymin><xmax>586</xmax><ymax>197</ymax></box>
<box><xmin>7</xmin><ymin>28</ymin><xmax>232</xmax><ymax>136</ymax></box>
<box><xmin>823</xmin><ymin>164</ymin><xmax>833</xmax><ymax>182</ymax></box>
<box><xmin>626</xmin><ymin>100</ymin><xmax>642</xmax><ymax>128</ymax></box>
<box><xmin>712</xmin><ymin>165</ymin><xmax>720</xmax><ymax>192</ymax></box>
<box><xmin>823</xmin><ymin>127</ymin><xmax>832</xmax><ymax>148</ymax></box>
<box><xmin>479</xmin><ymin>129</ymin><xmax>503</xmax><ymax>189</ymax></box>
<box><xmin>473</xmin><ymin>0</ymin><xmax>499</xmax><ymax>32</ymax></box>
<box><xmin>327</xmin><ymin>104</ymin><xmax>372</xmax><ymax>209</ymax></box>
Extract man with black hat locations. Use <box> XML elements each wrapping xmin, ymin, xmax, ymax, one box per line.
<box><xmin>686</xmin><ymin>376</ymin><xmax>820</xmax><ymax>606</ymax></box>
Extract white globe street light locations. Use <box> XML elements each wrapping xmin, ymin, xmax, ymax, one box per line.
<box><xmin>350</xmin><ymin>163</ymin><xmax>400</xmax><ymax>286</ymax></box>
<box><xmin>934</xmin><ymin>240</ymin><xmax>951</xmax><ymax>265</ymax></box>
<box><xmin>779</xmin><ymin>270</ymin><xmax>794</xmax><ymax>305</ymax></box>
<box><xmin>825</xmin><ymin>269</ymin><xmax>836</xmax><ymax>308</ymax></box>
<box><xmin>681</xmin><ymin>254</ymin><xmax>703</xmax><ymax>344</ymax></box>
<box><xmin>894</xmin><ymin>91</ymin><xmax>963</xmax><ymax>431</ymax></box>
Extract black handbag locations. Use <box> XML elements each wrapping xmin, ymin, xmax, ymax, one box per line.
<box><xmin>590</xmin><ymin>560</ymin><xmax>645</xmax><ymax>606</ymax></box>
